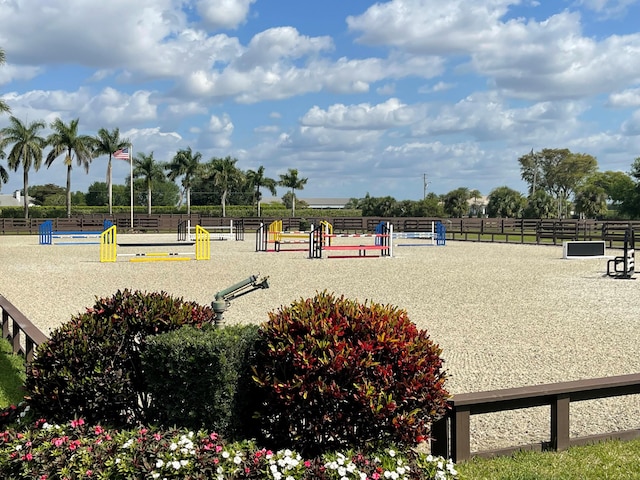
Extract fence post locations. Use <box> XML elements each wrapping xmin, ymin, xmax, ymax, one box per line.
<box><xmin>551</xmin><ymin>394</ymin><xmax>570</xmax><ymax>451</ymax></box>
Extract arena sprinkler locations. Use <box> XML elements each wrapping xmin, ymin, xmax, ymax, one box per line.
<box><xmin>212</xmin><ymin>274</ymin><xmax>270</xmax><ymax>327</ymax></box>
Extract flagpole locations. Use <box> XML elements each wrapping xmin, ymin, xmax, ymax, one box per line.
<box><xmin>130</xmin><ymin>145</ymin><xmax>134</xmax><ymax>230</ymax></box>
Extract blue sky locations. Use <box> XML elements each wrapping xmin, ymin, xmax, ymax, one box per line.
<box><xmin>2</xmin><ymin>0</ymin><xmax>640</xmax><ymax>201</ymax></box>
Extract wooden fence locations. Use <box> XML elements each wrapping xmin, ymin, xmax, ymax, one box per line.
<box><xmin>1</xmin><ymin>295</ymin><xmax>48</xmax><ymax>363</ymax></box>
<box><xmin>3</xmin><ymin>215</ymin><xmax>640</xmax><ymax>243</ymax></box>
<box><xmin>430</xmin><ymin>374</ymin><xmax>640</xmax><ymax>462</ymax></box>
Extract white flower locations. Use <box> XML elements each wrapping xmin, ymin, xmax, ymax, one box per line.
<box><xmin>151</xmin><ymin>473</ymin><xmax>160</xmax><ymax>479</ymax></box>
<box><xmin>169</xmin><ymin>442</ymin><xmax>178</xmax><ymax>451</ymax></box>
<box><xmin>171</xmin><ymin>460</ymin><xmax>181</xmax><ymax>470</ymax></box>
<box><xmin>234</xmin><ymin>455</ymin><xmax>242</xmax><ymax>464</ymax></box>
<box><xmin>180</xmin><ymin>459</ymin><xmax>188</xmax><ymax>466</ymax></box>
<box><xmin>14</xmin><ymin>445</ymin><xmax>22</xmax><ymax>451</ymax></box>
<box><xmin>388</xmin><ymin>449</ymin><xmax>396</xmax><ymax>457</ymax></box>
<box><xmin>222</xmin><ymin>450</ymin><xmax>230</xmax><ymax>459</ymax></box>
<box><xmin>156</xmin><ymin>459</ymin><xmax>164</xmax><ymax>468</ymax></box>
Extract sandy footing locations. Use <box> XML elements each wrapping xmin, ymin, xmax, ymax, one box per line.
<box><xmin>1</xmin><ymin>234</ymin><xmax>638</xmax><ymax>451</ymax></box>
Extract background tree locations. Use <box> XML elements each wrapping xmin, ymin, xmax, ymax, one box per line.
<box><xmin>166</xmin><ymin>147</ymin><xmax>202</xmax><ymax>215</ymax></box>
<box><xmin>443</xmin><ymin>187</ymin><xmax>470</xmax><ymax>217</ymax></box>
<box><xmin>132</xmin><ymin>152</ymin><xmax>166</xmax><ymax>214</ymax></box>
<box><xmin>0</xmin><ymin>149</ymin><xmax>8</xmax><ymax>190</ymax></box>
<box><xmin>45</xmin><ymin>117</ymin><xmax>95</xmax><ymax>217</ymax></box>
<box><xmin>0</xmin><ymin>116</ymin><xmax>47</xmax><ymax>218</ymax></box>
<box><xmin>278</xmin><ymin>168</ymin><xmax>308</xmax><ymax>217</ymax></box>
<box><xmin>93</xmin><ymin>127</ymin><xmax>130</xmax><ymax>215</ymax></box>
<box><xmin>574</xmin><ymin>183</ymin><xmax>608</xmax><ymax>219</ymax></box>
<box><xmin>246</xmin><ymin>165</ymin><xmax>278</xmax><ymax>216</ymax></box>
<box><xmin>0</xmin><ymin>47</ymin><xmax>10</xmax><ymax>116</ymax></box>
<box><xmin>469</xmin><ymin>189</ymin><xmax>482</xmax><ymax>217</ymax></box>
<box><xmin>0</xmin><ymin>48</ymin><xmax>10</xmax><ymax>190</ymax></box>
<box><xmin>28</xmin><ymin>184</ymin><xmax>66</xmax><ymax>206</ymax></box>
<box><xmin>519</xmin><ymin>148</ymin><xmax>598</xmax><ymax>218</ymax></box>
<box><xmin>207</xmin><ymin>156</ymin><xmax>244</xmax><ymax>217</ymax></box>
<box><xmin>487</xmin><ymin>186</ymin><xmax>526</xmax><ymax>217</ymax></box>
<box><xmin>523</xmin><ymin>189</ymin><xmax>555</xmax><ymax>218</ymax></box>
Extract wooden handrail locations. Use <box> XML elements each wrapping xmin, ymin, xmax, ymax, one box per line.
<box><xmin>1</xmin><ymin>294</ymin><xmax>49</xmax><ymax>363</ymax></box>
<box><xmin>431</xmin><ymin>373</ymin><xmax>640</xmax><ymax>462</ymax></box>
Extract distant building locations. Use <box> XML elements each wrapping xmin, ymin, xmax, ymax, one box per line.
<box><xmin>261</xmin><ymin>197</ymin><xmax>351</xmax><ymax>209</ymax></box>
<box><xmin>0</xmin><ymin>190</ymin><xmax>36</xmax><ymax>207</ymax></box>
<box><xmin>467</xmin><ymin>195</ymin><xmax>489</xmax><ymax>217</ymax></box>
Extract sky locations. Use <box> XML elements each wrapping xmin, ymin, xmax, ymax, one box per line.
<box><xmin>1</xmin><ymin>0</ymin><xmax>640</xmax><ymax>201</ymax></box>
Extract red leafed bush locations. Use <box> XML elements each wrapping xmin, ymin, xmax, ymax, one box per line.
<box><xmin>250</xmin><ymin>291</ymin><xmax>450</xmax><ymax>455</ymax></box>
<box><xmin>24</xmin><ymin>289</ymin><xmax>215</xmax><ymax>427</ymax></box>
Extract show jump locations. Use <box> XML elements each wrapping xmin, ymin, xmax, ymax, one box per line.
<box><xmin>100</xmin><ymin>225</ymin><xmax>211</xmax><ymax>262</ymax></box>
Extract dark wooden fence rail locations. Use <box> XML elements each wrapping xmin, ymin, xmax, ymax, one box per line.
<box><xmin>431</xmin><ymin>374</ymin><xmax>640</xmax><ymax>463</ymax></box>
<box><xmin>1</xmin><ymin>295</ymin><xmax>49</xmax><ymax>363</ymax></box>
<box><xmin>3</xmin><ymin>216</ymin><xmax>640</xmax><ymax>245</ymax></box>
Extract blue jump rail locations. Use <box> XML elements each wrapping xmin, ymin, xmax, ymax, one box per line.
<box><xmin>39</xmin><ymin>220</ymin><xmax>114</xmax><ymax>245</ymax></box>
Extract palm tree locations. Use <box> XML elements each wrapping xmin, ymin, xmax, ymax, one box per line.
<box><xmin>208</xmin><ymin>156</ymin><xmax>244</xmax><ymax>217</ymax></box>
<box><xmin>0</xmin><ymin>149</ymin><xmax>8</xmax><ymax>190</ymax></box>
<box><xmin>132</xmin><ymin>152</ymin><xmax>166</xmax><ymax>214</ymax></box>
<box><xmin>246</xmin><ymin>166</ymin><xmax>277</xmax><ymax>216</ymax></box>
<box><xmin>0</xmin><ymin>48</ymin><xmax>10</xmax><ymax>116</ymax></box>
<box><xmin>278</xmin><ymin>168</ymin><xmax>308</xmax><ymax>217</ymax></box>
<box><xmin>469</xmin><ymin>189</ymin><xmax>482</xmax><ymax>217</ymax></box>
<box><xmin>166</xmin><ymin>147</ymin><xmax>203</xmax><ymax>215</ymax></box>
<box><xmin>45</xmin><ymin>118</ymin><xmax>95</xmax><ymax>217</ymax></box>
<box><xmin>0</xmin><ymin>48</ymin><xmax>11</xmax><ymax>192</ymax></box>
<box><xmin>0</xmin><ymin>116</ymin><xmax>47</xmax><ymax>218</ymax></box>
<box><xmin>93</xmin><ymin>128</ymin><xmax>130</xmax><ymax>215</ymax></box>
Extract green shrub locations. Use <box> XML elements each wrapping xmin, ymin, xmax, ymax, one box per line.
<box><xmin>251</xmin><ymin>291</ymin><xmax>450</xmax><ymax>455</ymax></box>
<box><xmin>24</xmin><ymin>289</ymin><xmax>215</xmax><ymax>427</ymax></box>
<box><xmin>142</xmin><ymin>324</ymin><xmax>260</xmax><ymax>439</ymax></box>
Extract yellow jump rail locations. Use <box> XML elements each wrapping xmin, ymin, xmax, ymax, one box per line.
<box><xmin>100</xmin><ymin>225</ymin><xmax>210</xmax><ymax>262</ymax></box>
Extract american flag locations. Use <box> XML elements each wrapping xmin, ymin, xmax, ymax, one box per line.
<box><xmin>113</xmin><ymin>148</ymin><xmax>130</xmax><ymax>160</ymax></box>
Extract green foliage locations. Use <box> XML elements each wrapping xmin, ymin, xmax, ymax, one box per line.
<box><xmin>0</xmin><ymin>411</ymin><xmax>458</xmax><ymax>479</ymax></box>
<box><xmin>250</xmin><ymin>291</ymin><xmax>450</xmax><ymax>455</ymax></box>
<box><xmin>0</xmin><ymin>340</ymin><xmax>26</xmax><ymax>408</ymax></box>
<box><xmin>141</xmin><ymin>324</ymin><xmax>260</xmax><ymax>439</ymax></box>
<box><xmin>487</xmin><ymin>186</ymin><xmax>526</xmax><ymax>218</ymax></box>
<box><xmin>24</xmin><ymin>289</ymin><xmax>215</xmax><ymax>427</ymax></box>
<box><xmin>443</xmin><ymin>188</ymin><xmax>470</xmax><ymax>218</ymax></box>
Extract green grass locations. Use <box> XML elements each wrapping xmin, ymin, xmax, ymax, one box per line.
<box><xmin>456</xmin><ymin>439</ymin><xmax>640</xmax><ymax>479</ymax></box>
<box><xmin>0</xmin><ymin>339</ymin><xmax>26</xmax><ymax>408</ymax></box>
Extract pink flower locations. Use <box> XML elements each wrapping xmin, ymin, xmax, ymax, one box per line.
<box><xmin>94</xmin><ymin>425</ymin><xmax>104</xmax><ymax>435</ymax></box>
<box><xmin>304</xmin><ymin>460</ymin><xmax>311</xmax><ymax>467</ymax></box>
<box><xmin>70</xmin><ymin>418</ymin><xmax>85</xmax><ymax>428</ymax></box>
<box><xmin>86</xmin><ymin>470</ymin><xmax>93</xmax><ymax>476</ymax></box>
<box><xmin>22</xmin><ymin>453</ymin><xmax>33</xmax><ymax>461</ymax></box>
<box><xmin>52</xmin><ymin>436</ymin><xmax>68</xmax><ymax>447</ymax></box>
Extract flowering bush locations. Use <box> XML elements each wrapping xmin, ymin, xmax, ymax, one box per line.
<box><xmin>251</xmin><ymin>291</ymin><xmax>450</xmax><ymax>455</ymax></box>
<box><xmin>0</xmin><ymin>406</ymin><xmax>458</xmax><ymax>479</ymax></box>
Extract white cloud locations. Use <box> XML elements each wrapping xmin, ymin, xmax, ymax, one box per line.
<box><xmin>608</xmin><ymin>88</ymin><xmax>640</xmax><ymax>108</ymax></box>
<box><xmin>301</xmin><ymin>98</ymin><xmax>425</xmax><ymax>130</ymax></box>
<box><xmin>196</xmin><ymin>0</ymin><xmax>256</xmax><ymax>29</ymax></box>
